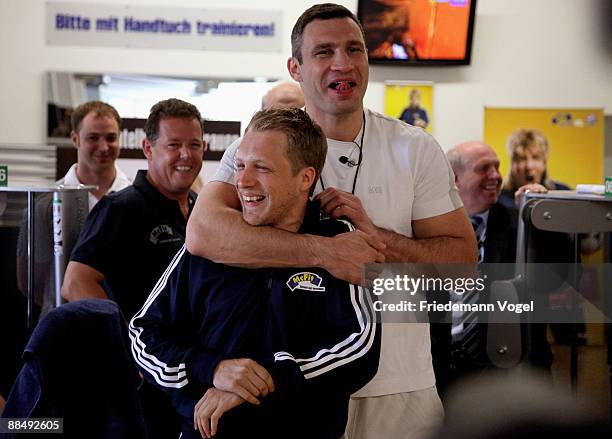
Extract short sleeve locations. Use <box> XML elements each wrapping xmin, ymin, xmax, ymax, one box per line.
<box><xmin>412</xmin><ymin>135</ymin><xmax>463</xmax><ymax>220</ymax></box>
<box><xmin>211</xmin><ymin>138</ymin><xmax>242</xmax><ymax>184</ymax></box>
<box><xmin>69</xmin><ymin>199</ymin><xmax>124</xmax><ymax>275</ymax></box>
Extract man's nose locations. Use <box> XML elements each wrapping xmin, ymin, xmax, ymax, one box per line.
<box><xmin>98</xmin><ymin>139</ymin><xmax>111</xmax><ymax>152</ymax></box>
<box><xmin>331</xmin><ymin>50</ymin><xmax>352</xmax><ymax>71</ymax></box>
<box><xmin>179</xmin><ymin>145</ymin><xmax>191</xmax><ymax>160</ymax></box>
<box><xmin>235</xmin><ymin>168</ymin><xmax>254</xmax><ymax>188</ymax></box>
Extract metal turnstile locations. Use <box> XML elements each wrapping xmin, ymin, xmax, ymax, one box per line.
<box><xmin>0</xmin><ymin>185</ymin><xmax>93</xmax><ymax>333</ymax></box>
<box><xmin>516</xmin><ymin>190</ymin><xmax>612</xmax><ymax>408</ymax></box>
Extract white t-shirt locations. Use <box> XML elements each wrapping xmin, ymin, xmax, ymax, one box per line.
<box><xmin>60</xmin><ymin>163</ymin><xmax>131</xmax><ymax>211</ymax></box>
<box><xmin>213</xmin><ymin>108</ymin><xmax>462</xmax><ymax>396</ymax></box>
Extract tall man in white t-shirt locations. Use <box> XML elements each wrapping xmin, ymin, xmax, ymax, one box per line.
<box><xmin>186</xmin><ymin>4</ymin><xmax>476</xmax><ymax>439</ymax></box>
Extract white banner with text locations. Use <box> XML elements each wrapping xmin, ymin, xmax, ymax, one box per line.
<box><xmin>46</xmin><ymin>2</ymin><xmax>282</xmax><ymax>52</ymax></box>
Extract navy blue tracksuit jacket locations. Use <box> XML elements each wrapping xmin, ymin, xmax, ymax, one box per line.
<box><xmin>129</xmin><ymin>206</ymin><xmax>380</xmax><ymax>439</ymax></box>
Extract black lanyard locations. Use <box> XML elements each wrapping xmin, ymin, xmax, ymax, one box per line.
<box><xmin>319</xmin><ymin>111</ymin><xmax>366</xmax><ymax>196</ymax></box>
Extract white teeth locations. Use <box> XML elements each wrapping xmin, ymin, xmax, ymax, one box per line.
<box><xmin>175</xmin><ymin>166</ymin><xmax>191</xmax><ymax>171</ymax></box>
<box><xmin>244</xmin><ymin>195</ymin><xmax>265</xmax><ymax>202</ymax></box>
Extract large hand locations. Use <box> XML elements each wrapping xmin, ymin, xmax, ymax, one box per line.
<box><xmin>194</xmin><ymin>388</ymin><xmax>245</xmax><ymax>438</ymax></box>
<box><xmin>323</xmin><ymin>230</ymin><xmax>385</xmax><ymax>285</ymax></box>
<box><xmin>316</xmin><ymin>188</ymin><xmax>381</xmax><ymax>240</ymax></box>
<box><xmin>212</xmin><ymin>359</ymin><xmax>274</xmax><ymax>405</ymax></box>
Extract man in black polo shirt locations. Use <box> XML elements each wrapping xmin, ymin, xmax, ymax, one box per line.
<box><xmin>61</xmin><ymin>98</ymin><xmax>205</xmax><ymax>438</ymax></box>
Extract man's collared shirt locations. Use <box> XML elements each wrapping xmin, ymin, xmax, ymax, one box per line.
<box><xmin>69</xmin><ymin>170</ymin><xmax>196</xmax><ymax>320</ymax></box>
<box><xmin>61</xmin><ymin>163</ymin><xmax>131</xmax><ymax>211</ymax></box>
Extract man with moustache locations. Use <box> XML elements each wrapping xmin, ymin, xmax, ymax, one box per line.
<box><xmin>62</xmin><ymin>98</ymin><xmax>205</xmax><ymax>439</ymax></box>
<box><xmin>185</xmin><ymin>4</ymin><xmax>476</xmax><ymax>439</ymax></box>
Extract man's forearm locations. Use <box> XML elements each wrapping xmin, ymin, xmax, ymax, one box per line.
<box><xmin>378</xmin><ymin>228</ymin><xmax>477</xmax><ymax>263</ymax></box>
<box><xmin>185</xmin><ymin>203</ymin><xmax>385</xmax><ymax>285</ymax></box>
<box><xmin>187</xmin><ymin>205</ymin><xmax>324</xmax><ymax>268</ymax></box>
<box><xmin>186</xmin><ymin>182</ymin><xmax>385</xmax><ymax>284</ymax></box>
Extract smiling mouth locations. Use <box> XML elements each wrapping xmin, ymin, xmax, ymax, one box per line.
<box><xmin>175</xmin><ymin>166</ymin><xmax>193</xmax><ymax>172</ymax></box>
<box><xmin>329</xmin><ymin>80</ymin><xmax>357</xmax><ymax>91</ymax></box>
<box><xmin>243</xmin><ymin>194</ymin><xmax>266</xmax><ymax>203</ymax></box>
<box><xmin>483</xmin><ymin>183</ymin><xmax>500</xmax><ymax>191</ymax></box>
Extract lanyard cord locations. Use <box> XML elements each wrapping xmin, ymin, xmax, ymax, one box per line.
<box><xmin>319</xmin><ymin>111</ymin><xmax>366</xmax><ymax>195</ymax></box>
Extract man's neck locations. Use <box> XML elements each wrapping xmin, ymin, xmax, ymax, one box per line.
<box><xmin>306</xmin><ymin>106</ymin><xmax>364</xmax><ymax>142</ymax></box>
<box><xmin>467</xmin><ymin>206</ymin><xmax>491</xmax><ymax>217</ymax></box>
<box><xmin>75</xmin><ymin>163</ymin><xmax>116</xmax><ymax>200</ymax></box>
<box><xmin>145</xmin><ymin>173</ymin><xmax>190</xmax><ymax>220</ymax></box>
<box><xmin>274</xmin><ymin>198</ymin><xmax>308</xmax><ymax>234</ymax></box>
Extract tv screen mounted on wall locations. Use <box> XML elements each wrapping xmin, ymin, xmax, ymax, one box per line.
<box><xmin>358</xmin><ymin>0</ymin><xmax>477</xmax><ymax>66</ymax></box>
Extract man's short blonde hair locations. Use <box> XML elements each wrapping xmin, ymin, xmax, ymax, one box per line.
<box><xmin>246</xmin><ymin>108</ymin><xmax>327</xmax><ymax>194</ymax></box>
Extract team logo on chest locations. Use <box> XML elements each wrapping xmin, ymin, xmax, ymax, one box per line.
<box><xmin>286</xmin><ymin>272</ymin><xmax>326</xmax><ymax>292</ymax></box>
<box><xmin>149</xmin><ymin>224</ymin><xmax>180</xmax><ymax>245</ymax></box>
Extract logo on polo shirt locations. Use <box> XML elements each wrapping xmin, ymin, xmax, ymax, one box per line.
<box><xmin>149</xmin><ymin>225</ymin><xmax>181</xmax><ymax>245</ymax></box>
<box><xmin>286</xmin><ymin>272</ymin><xmax>325</xmax><ymax>292</ymax></box>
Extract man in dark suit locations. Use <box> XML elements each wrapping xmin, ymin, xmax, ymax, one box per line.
<box><xmin>447</xmin><ymin>141</ymin><xmax>516</xmax><ymax>264</ymax></box>
<box><xmin>445</xmin><ymin>141</ymin><xmax>518</xmax><ymax>381</ymax></box>
<box><xmin>446</xmin><ymin>141</ymin><xmax>565</xmax><ymax>384</ymax></box>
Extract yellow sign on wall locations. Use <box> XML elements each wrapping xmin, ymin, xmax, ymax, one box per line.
<box><xmin>484</xmin><ymin>107</ymin><xmax>604</xmax><ymax>188</ymax></box>
<box><xmin>384</xmin><ymin>82</ymin><xmax>433</xmax><ymax>134</ymax></box>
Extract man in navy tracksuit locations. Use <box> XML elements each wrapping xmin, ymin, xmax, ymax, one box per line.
<box><xmin>130</xmin><ymin>108</ymin><xmax>380</xmax><ymax>439</ymax></box>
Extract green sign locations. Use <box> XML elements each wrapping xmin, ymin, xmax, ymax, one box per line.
<box><xmin>605</xmin><ymin>176</ymin><xmax>612</xmax><ymax>197</ymax></box>
<box><xmin>0</xmin><ymin>165</ymin><xmax>7</xmax><ymax>187</ymax></box>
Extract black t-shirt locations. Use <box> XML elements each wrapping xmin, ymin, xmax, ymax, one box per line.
<box><xmin>70</xmin><ymin>170</ymin><xmax>196</xmax><ymax>320</ymax></box>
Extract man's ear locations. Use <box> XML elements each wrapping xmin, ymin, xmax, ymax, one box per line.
<box><xmin>142</xmin><ymin>138</ymin><xmax>153</xmax><ymax>161</ymax></box>
<box><xmin>70</xmin><ymin>130</ymin><xmax>79</xmax><ymax>149</ymax></box>
<box><xmin>454</xmin><ymin>172</ymin><xmax>461</xmax><ymax>188</ymax></box>
<box><xmin>299</xmin><ymin>167</ymin><xmax>316</xmax><ymax>193</ymax></box>
<box><xmin>287</xmin><ymin>57</ymin><xmax>302</xmax><ymax>82</ymax></box>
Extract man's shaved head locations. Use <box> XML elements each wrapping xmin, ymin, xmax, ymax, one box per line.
<box><xmin>262</xmin><ymin>82</ymin><xmax>305</xmax><ymax>110</ymax></box>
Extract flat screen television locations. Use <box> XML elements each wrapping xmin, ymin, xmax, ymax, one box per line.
<box><xmin>357</xmin><ymin>0</ymin><xmax>477</xmax><ymax>66</ymax></box>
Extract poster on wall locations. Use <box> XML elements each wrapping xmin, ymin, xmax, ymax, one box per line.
<box><xmin>384</xmin><ymin>81</ymin><xmax>433</xmax><ymax>134</ymax></box>
<box><xmin>46</xmin><ymin>2</ymin><xmax>282</xmax><ymax>52</ymax></box>
<box><xmin>484</xmin><ymin>107</ymin><xmax>604</xmax><ymax>189</ymax></box>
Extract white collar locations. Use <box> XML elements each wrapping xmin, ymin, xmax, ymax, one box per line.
<box><xmin>472</xmin><ymin>210</ymin><xmax>489</xmax><ymax>229</ymax></box>
<box><xmin>60</xmin><ymin>163</ymin><xmax>131</xmax><ymax>210</ymax></box>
